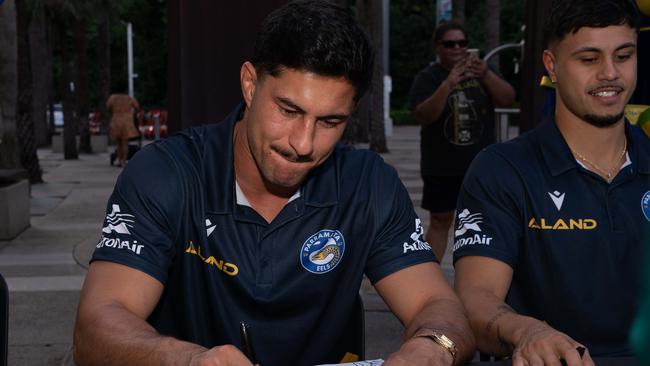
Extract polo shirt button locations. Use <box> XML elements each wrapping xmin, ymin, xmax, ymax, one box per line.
<box><xmin>261</xmin><ymin>258</ymin><xmax>269</xmax><ymax>267</ymax></box>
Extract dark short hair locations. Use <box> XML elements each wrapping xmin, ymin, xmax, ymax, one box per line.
<box><xmin>252</xmin><ymin>0</ymin><xmax>373</xmax><ymax>101</ymax></box>
<box><xmin>432</xmin><ymin>21</ymin><xmax>466</xmax><ymax>43</ymax></box>
<box><xmin>544</xmin><ymin>0</ymin><xmax>640</xmax><ymax>47</ymax></box>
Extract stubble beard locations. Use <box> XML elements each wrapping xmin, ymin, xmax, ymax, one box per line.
<box><xmin>583</xmin><ymin>111</ymin><xmax>625</xmax><ymax>128</ymax></box>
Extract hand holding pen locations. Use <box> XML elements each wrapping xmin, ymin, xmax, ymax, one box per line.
<box><xmin>187</xmin><ymin>342</ymin><xmax>255</xmax><ymax>366</ymax></box>
<box><xmin>240</xmin><ymin>321</ymin><xmax>259</xmax><ymax>365</ymax></box>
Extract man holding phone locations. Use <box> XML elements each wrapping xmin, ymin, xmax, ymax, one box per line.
<box><xmin>409</xmin><ymin>22</ymin><xmax>515</xmax><ymax>261</ymax></box>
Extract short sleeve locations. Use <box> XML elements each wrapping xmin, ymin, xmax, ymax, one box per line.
<box><xmin>452</xmin><ymin>148</ymin><xmax>523</xmax><ymax>268</ymax></box>
<box><xmin>408</xmin><ymin>66</ymin><xmax>442</xmax><ymax>111</ymax></box>
<box><xmin>365</xmin><ymin>161</ymin><xmax>436</xmax><ymax>284</ymax></box>
<box><xmin>91</xmin><ymin>144</ymin><xmax>183</xmax><ymax>284</ymax></box>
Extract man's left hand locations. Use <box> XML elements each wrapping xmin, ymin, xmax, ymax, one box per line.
<box><xmin>383</xmin><ymin>337</ymin><xmax>454</xmax><ymax>366</ymax></box>
<box><xmin>466</xmin><ymin>59</ymin><xmax>489</xmax><ymax>80</ymax></box>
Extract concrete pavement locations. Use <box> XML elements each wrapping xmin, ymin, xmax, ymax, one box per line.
<box><xmin>0</xmin><ymin>126</ymin><xmax>456</xmax><ymax>365</ymax></box>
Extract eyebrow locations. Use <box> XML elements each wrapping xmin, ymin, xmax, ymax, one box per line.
<box><xmin>571</xmin><ymin>42</ymin><xmax>636</xmax><ymax>56</ymax></box>
<box><xmin>276</xmin><ymin>97</ymin><xmax>350</xmax><ymax>121</ymax></box>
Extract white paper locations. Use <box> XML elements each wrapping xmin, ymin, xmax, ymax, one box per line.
<box><xmin>315</xmin><ymin>359</ymin><xmax>384</xmax><ymax>366</ymax></box>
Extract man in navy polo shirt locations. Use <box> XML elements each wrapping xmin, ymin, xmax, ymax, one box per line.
<box><xmin>453</xmin><ymin>0</ymin><xmax>650</xmax><ymax>365</ymax></box>
<box><xmin>73</xmin><ymin>1</ymin><xmax>475</xmax><ymax>365</ymax></box>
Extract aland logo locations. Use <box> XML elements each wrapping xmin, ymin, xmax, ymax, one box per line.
<box><xmin>300</xmin><ymin>229</ymin><xmax>345</xmax><ymax>274</ymax></box>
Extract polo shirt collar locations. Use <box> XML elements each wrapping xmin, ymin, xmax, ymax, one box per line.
<box><xmin>535</xmin><ymin>116</ymin><xmax>649</xmax><ymax>177</ymax></box>
<box><xmin>207</xmin><ymin>103</ymin><xmax>242</xmax><ymax>214</ymax></box>
<box><xmin>536</xmin><ymin>118</ymin><xmax>576</xmax><ymax>177</ymax></box>
<box><xmin>627</xmin><ymin>122</ymin><xmax>650</xmax><ymax>174</ymax></box>
<box><xmin>209</xmin><ymin>103</ymin><xmax>339</xmax><ymax>214</ymax></box>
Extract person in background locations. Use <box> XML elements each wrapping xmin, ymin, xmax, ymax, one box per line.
<box><xmin>73</xmin><ymin>1</ymin><xmax>475</xmax><ymax>365</ymax></box>
<box><xmin>107</xmin><ymin>92</ymin><xmax>140</xmax><ymax>167</ymax></box>
<box><xmin>408</xmin><ymin>22</ymin><xmax>515</xmax><ymax>261</ymax></box>
<box><xmin>454</xmin><ymin>0</ymin><xmax>649</xmax><ymax>364</ymax></box>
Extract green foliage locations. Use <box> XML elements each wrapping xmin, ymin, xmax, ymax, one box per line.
<box><xmin>390</xmin><ymin>109</ymin><xmax>418</xmax><ymax>125</ymax></box>
<box><xmin>389</xmin><ymin>0</ymin><xmax>436</xmax><ymax>110</ymax></box>
<box><xmin>50</xmin><ymin>0</ymin><xmax>167</xmax><ymax>109</ymax></box>
<box><xmin>110</xmin><ymin>0</ymin><xmax>167</xmax><ymax>107</ymax></box>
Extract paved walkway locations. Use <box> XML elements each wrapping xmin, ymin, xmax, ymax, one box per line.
<box><xmin>0</xmin><ymin>126</ymin><xmax>456</xmax><ymax>365</ymax></box>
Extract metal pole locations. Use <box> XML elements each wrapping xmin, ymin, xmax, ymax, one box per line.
<box><xmin>127</xmin><ymin>22</ymin><xmax>134</xmax><ymax>97</ymax></box>
<box><xmin>382</xmin><ymin>0</ymin><xmax>389</xmax><ymax>74</ymax></box>
<box><xmin>383</xmin><ymin>0</ymin><xmax>393</xmax><ymax>136</ymax></box>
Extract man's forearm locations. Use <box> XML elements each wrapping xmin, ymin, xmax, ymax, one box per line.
<box><xmin>402</xmin><ymin>297</ymin><xmax>476</xmax><ymax>365</ymax></box>
<box><xmin>74</xmin><ymin>302</ymin><xmax>206</xmax><ymax>366</ymax></box>
<box><xmin>481</xmin><ymin>71</ymin><xmax>516</xmax><ymax>108</ymax></box>
<box><xmin>459</xmin><ymin>288</ymin><xmax>548</xmax><ymax>357</ymax></box>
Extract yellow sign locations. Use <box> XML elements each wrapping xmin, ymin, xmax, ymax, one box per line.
<box><xmin>626</xmin><ymin>105</ymin><xmax>650</xmax><ymax>125</ymax></box>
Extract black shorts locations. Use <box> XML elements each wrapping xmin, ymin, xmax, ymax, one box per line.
<box><xmin>421</xmin><ymin>176</ymin><xmax>464</xmax><ymax>213</ymax></box>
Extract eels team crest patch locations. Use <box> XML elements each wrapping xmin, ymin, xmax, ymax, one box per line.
<box><xmin>642</xmin><ymin>191</ymin><xmax>650</xmax><ymax>223</ymax></box>
<box><xmin>300</xmin><ymin>229</ymin><xmax>345</xmax><ymax>274</ymax></box>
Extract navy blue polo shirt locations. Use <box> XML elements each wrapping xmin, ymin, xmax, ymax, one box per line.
<box><xmin>92</xmin><ymin>103</ymin><xmax>436</xmax><ymax>366</ymax></box>
<box><xmin>453</xmin><ymin>118</ymin><xmax>650</xmax><ymax>356</ymax></box>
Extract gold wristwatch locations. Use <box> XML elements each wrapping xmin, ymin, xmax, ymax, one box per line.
<box><xmin>411</xmin><ymin>329</ymin><xmax>458</xmax><ymax>362</ymax></box>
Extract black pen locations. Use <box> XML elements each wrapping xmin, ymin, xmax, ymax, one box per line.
<box><xmin>240</xmin><ymin>321</ymin><xmax>258</xmax><ymax>365</ymax></box>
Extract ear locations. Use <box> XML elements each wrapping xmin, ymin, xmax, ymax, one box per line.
<box><xmin>240</xmin><ymin>61</ymin><xmax>258</xmax><ymax>107</ymax></box>
<box><xmin>542</xmin><ymin>49</ymin><xmax>558</xmax><ymax>83</ymax></box>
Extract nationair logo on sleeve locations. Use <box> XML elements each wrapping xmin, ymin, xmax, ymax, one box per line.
<box><xmin>453</xmin><ymin>209</ymin><xmax>493</xmax><ymax>252</ymax></box>
<box><xmin>102</xmin><ymin>204</ymin><xmax>135</xmax><ymax>235</ymax></box>
<box><xmin>403</xmin><ymin>218</ymin><xmax>432</xmax><ymax>253</ymax></box>
<box><xmin>97</xmin><ymin>203</ymin><xmax>143</xmax><ymax>255</ymax></box>
<box><xmin>300</xmin><ymin>229</ymin><xmax>345</xmax><ymax>274</ymax></box>
<box><xmin>642</xmin><ymin>191</ymin><xmax>650</xmax><ymax>222</ymax></box>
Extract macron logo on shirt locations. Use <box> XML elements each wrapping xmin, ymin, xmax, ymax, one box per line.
<box><xmin>102</xmin><ymin>204</ymin><xmax>135</xmax><ymax>235</ymax></box>
<box><xmin>205</xmin><ymin>219</ymin><xmax>216</xmax><ymax>237</ymax></box>
<box><xmin>548</xmin><ymin>191</ymin><xmax>565</xmax><ymax>211</ymax></box>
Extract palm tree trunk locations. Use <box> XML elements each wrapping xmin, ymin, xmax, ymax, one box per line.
<box><xmin>0</xmin><ymin>0</ymin><xmax>21</xmax><ymax>169</ymax></box>
<box><xmin>97</xmin><ymin>12</ymin><xmax>111</xmax><ymax>135</ymax></box>
<box><xmin>16</xmin><ymin>0</ymin><xmax>43</xmax><ymax>183</ymax></box>
<box><xmin>74</xmin><ymin>18</ymin><xmax>91</xmax><ymax>154</ymax></box>
<box><xmin>29</xmin><ymin>3</ymin><xmax>49</xmax><ymax>147</ymax></box>
<box><xmin>367</xmin><ymin>0</ymin><xmax>387</xmax><ymax>153</ymax></box>
<box><xmin>353</xmin><ymin>0</ymin><xmax>386</xmax><ymax>152</ymax></box>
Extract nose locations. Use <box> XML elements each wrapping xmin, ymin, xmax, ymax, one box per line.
<box><xmin>288</xmin><ymin>117</ymin><xmax>315</xmax><ymax>158</ymax></box>
<box><xmin>597</xmin><ymin>57</ymin><xmax>619</xmax><ymax>81</ymax></box>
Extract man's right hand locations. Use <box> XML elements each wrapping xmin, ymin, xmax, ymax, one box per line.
<box><xmin>189</xmin><ymin>345</ymin><xmax>255</xmax><ymax>366</ymax></box>
<box><xmin>512</xmin><ymin>323</ymin><xmax>594</xmax><ymax>366</ymax></box>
